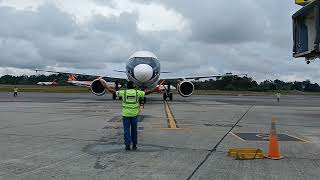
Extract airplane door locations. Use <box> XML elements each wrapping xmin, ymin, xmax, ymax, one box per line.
<box><xmin>297</xmin><ymin>22</ymin><xmax>309</xmax><ymax>54</ymax></box>
<box><xmin>292</xmin><ymin>0</ymin><xmax>320</xmax><ymax>60</ymax></box>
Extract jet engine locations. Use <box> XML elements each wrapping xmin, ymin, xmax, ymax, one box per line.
<box><xmin>90</xmin><ymin>79</ymin><xmax>106</xmax><ymax>96</ymax></box>
<box><xmin>177</xmin><ymin>81</ymin><xmax>194</xmax><ymax>97</ymax></box>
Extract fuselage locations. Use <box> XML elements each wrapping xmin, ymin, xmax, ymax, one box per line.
<box><xmin>91</xmin><ymin>50</ymin><xmax>194</xmax><ymax>98</ymax></box>
<box><xmin>126</xmin><ymin>51</ymin><xmax>160</xmax><ymax>90</ymax></box>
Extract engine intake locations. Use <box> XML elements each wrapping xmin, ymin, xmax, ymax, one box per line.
<box><xmin>90</xmin><ymin>79</ymin><xmax>106</xmax><ymax>96</ymax></box>
<box><xmin>177</xmin><ymin>81</ymin><xmax>194</xmax><ymax>97</ymax></box>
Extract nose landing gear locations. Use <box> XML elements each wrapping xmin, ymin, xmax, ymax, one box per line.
<box><xmin>163</xmin><ymin>92</ymin><xmax>173</xmax><ymax>101</ymax></box>
<box><xmin>162</xmin><ymin>82</ymin><xmax>173</xmax><ymax>101</ymax></box>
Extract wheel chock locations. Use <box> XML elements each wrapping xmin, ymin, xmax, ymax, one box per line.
<box><xmin>228</xmin><ymin>148</ymin><xmax>264</xmax><ymax>160</ymax></box>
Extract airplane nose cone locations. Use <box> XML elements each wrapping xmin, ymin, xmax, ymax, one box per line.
<box><xmin>134</xmin><ymin>64</ymin><xmax>153</xmax><ymax>82</ymax></box>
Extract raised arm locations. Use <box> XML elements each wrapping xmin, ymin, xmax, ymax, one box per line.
<box><xmin>144</xmin><ymin>86</ymin><xmax>158</xmax><ymax>95</ymax></box>
<box><xmin>100</xmin><ymin>79</ymin><xmax>117</xmax><ymax>94</ymax></box>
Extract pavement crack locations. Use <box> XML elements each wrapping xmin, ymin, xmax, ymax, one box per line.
<box><xmin>186</xmin><ymin>106</ymin><xmax>253</xmax><ymax>180</ymax></box>
<box><xmin>212</xmin><ymin>105</ymin><xmax>253</xmax><ymax>151</ymax></box>
<box><xmin>186</xmin><ymin>151</ymin><xmax>213</xmax><ymax>180</ymax></box>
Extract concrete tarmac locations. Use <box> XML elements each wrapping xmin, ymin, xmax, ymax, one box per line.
<box><xmin>0</xmin><ymin>92</ymin><xmax>319</xmax><ymax>180</ymax></box>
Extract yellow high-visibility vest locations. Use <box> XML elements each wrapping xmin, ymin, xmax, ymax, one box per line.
<box><xmin>117</xmin><ymin>89</ymin><xmax>145</xmax><ymax>117</ymax></box>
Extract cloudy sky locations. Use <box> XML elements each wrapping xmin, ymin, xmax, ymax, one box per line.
<box><xmin>0</xmin><ymin>0</ymin><xmax>319</xmax><ymax>82</ymax></box>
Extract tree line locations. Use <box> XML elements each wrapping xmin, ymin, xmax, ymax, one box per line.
<box><xmin>1</xmin><ymin>74</ymin><xmax>320</xmax><ymax>92</ymax></box>
<box><xmin>193</xmin><ymin>76</ymin><xmax>320</xmax><ymax>92</ymax></box>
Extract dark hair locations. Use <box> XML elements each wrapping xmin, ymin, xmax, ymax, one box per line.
<box><xmin>127</xmin><ymin>81</ymin><xmax>135</xmax><ymax>89</ymax></box>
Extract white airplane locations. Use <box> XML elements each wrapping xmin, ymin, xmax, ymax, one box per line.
<box><xmin>36</xmin><ymin>51</ymin><xmax>243</xmax><ymax>101</ymax></box>
<box><xmin>37</xmin><ymin>79</ymin><xmax>58</xmax><ymax>86</ymax></box>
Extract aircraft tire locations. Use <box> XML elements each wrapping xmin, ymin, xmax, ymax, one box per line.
<box><xmin>163</xmin><ymin>93</ymin><xmax>167</xmax><ymax>101</ymax></box>
<box><xmin>169</xmin><ymin>93</ymin><xmax>173</xmax><ymax>101</ymax></box>
<box><xmin>112</xmin><ymin>93</ymin><xmax>116</xmax><ymax>100</ymax></box>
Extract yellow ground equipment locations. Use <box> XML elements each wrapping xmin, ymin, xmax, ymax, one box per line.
<box><xmin>228</xmin><ymin>148</ymin><xmax>264</xmax><ymax>160</ymax></box>
<box><xmin>295</xmin><ymin>0</ymin><xmax>314</xmax><ymax>6</ymax></box>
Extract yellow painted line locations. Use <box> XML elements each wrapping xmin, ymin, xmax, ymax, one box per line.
<box><xmin>164</xmin><ymin>101</ymin><xmax>178</xmax><ymax>129</ymax></box>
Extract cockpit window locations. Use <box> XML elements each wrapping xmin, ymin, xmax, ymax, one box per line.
<box><xmin>127</xmin><ymin>57</ymin><xmax>160</xmax><ymax>69</ymax></box>
<box><xmin>127</xmin><ymin>57</ymin><xmax>160</xmax><ymax>72</ymax></box>
<box><xmin>126</xmin><ymin>57</ymin><xmax>160</xmax><ymax>80</ymax></box>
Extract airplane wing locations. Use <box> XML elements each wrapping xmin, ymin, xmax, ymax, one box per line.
<box><xmin>160</xmin><ymin>71</ymin><xmax>172</xmax><ymax>74</ymax></box>
<box><xmin>162</xmin><ymin>73</ymin><xmax>248</xmax><ymax>81</ymax></box>
<box><xmin>68</xmin><ymin>80</ymin><xmax>91</xmax><ymax>87</ymax></box>
<box><xmin>35</xmin><ymin>69</ymin><xmax>126</xmax><ymax>80</ymax></box>
<box><xmin>113</xmin><ymin>70</ymin><xmax>126</xmax><ymax>73</ymax></box>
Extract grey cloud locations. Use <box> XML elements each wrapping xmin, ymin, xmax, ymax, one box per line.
<box><xmin>189</xmin><ymin>1</ymin><xmax>266</xmax><ymax>44</ymax></box>
<box><xmin>140</xmin><ymin>0</ymin><xmax>267</xmax><ymax>44</ymax></box>
<box><xmin>133</xmin><ymin>0</ymin><xmax>320</xmax><ymax>82</ymax></box>
<box><xmin>89</xmin><ymin>13</ymin><xmax>138</xmax><ymax>34</ymax></box>
<box><xmin>0</xmin><ymin>4</ymin><xmax>75</xmax><ymax>39</ymax></box>
<box><xmin>145</xmin><ymin>0</ymin><xmax>298</xmax><ymax>50</ymax></box>
<box><xmin>0</xmin><ymin>37</ymin><xmax>42</xmax><ymax>69</ymax></box>
<box><xmin>0</xmin><ymin>3</ymin><xmax>140</xmax><ymax>70</ymax></box>
<box><xmin>1</xmin><ymin>1</ymin><xmax>320</xmax><ymax>84</ymax></box>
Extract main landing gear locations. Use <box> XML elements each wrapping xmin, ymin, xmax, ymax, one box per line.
<box><xmin>163</xmin><ymin>92</ymin><xmax>173</xmax><ymax>101</ymax></box>
<box><xmin>162</xmin><ymin>82</ymin><xmax>173</xmax><ymax>101</ymax></box>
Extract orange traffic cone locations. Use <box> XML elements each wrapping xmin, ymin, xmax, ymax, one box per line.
<box><xmin>267</xmin><ymin>118</ymin><xmax>283</xmax><ymax>160</ymax></box>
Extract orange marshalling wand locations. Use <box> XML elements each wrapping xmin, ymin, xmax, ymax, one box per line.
<box><xmin>267</xmin><ymin>118</ymin><xmax>283</xmax><ymax>160</ymax></box>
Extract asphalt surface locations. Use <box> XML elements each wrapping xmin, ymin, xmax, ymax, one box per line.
<box><xmin>0</xmin><ymin>92</ymin><xmax>319</xmax><ymax>180</ymax></box>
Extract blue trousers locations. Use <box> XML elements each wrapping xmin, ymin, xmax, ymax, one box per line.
<box><xmin>123</xmin><ymin>116</ymin><xmax>138</xmax><ymax>145</ymax></box>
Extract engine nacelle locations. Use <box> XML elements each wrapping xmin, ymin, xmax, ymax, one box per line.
<box><xmin>177</xmin><ymin>81</ymin><xmax>194</xmax><ymax>97</ymax></box>
<box><xmin>90</xmin><ymin>79</ymin><xmax>106</xmax><ymax>96</ymax></box>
